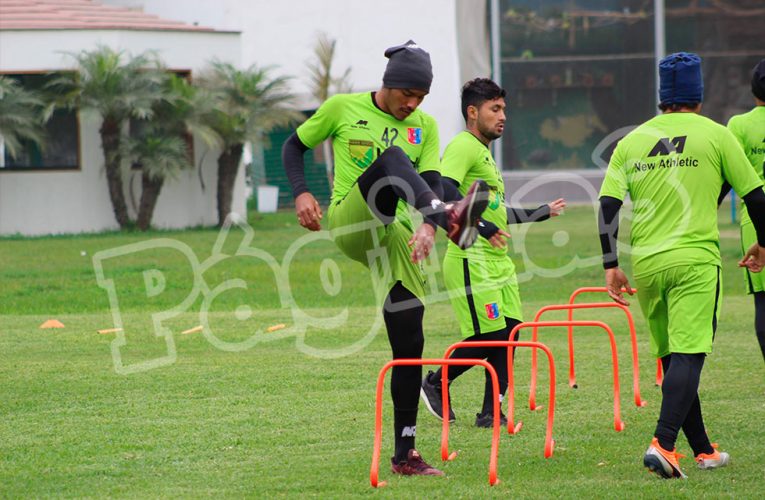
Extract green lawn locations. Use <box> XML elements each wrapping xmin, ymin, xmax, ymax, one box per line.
<box><xmin>1</xmin><ymin>205</ymin><xmax>763</xmax><ymax>498</ymax></box>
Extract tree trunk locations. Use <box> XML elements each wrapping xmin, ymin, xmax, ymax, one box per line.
<box><xmin>100</xmin><ymin>118</ymin><xmax>130</xmax><ymax>228</ymax></box>
<box><xmin>217</xmin><ymin>143</ymin><xmax>244</xmax><ymax>226</ymax></box>
<box><xmin>136</xmin><ymin>171</ymin><xmax>164</xmax><ymax>231</ymax></box>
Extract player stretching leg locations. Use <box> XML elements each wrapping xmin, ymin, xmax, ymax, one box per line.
<box><xmin>283</xmin><ymin>41</ymin><xmax>488</xmax><ymax>477</ymax></box>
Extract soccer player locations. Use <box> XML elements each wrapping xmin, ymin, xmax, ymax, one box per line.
<box><xmin>598</xmin><ymin>52</ymin><xmax>765</xmax><ymax>479</ymax></box>
<box><xmin>419</xmin><ymin>78</ymin><xmax>565</xmax><ymax>427</ymax></box>
<box><xmin>282</xmin><ymin>41</ymin><xmax>489</xmax><ymax>477</ymax></box>
<box><xmin>728</xmin><ymin>58</ymin><xmax>765</xmax><ymax>363</ymax></box>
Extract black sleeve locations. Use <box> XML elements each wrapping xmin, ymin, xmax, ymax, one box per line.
<box><xmin>420</xmin><ymin>170</ymin><xmax>444</xmax><ymax>200</ymax></box>
<box><xmin>282</xmin><ymin>132</ymin><xmax>311</xmax><ymax>198</ymax></box>
<box><xmin>598</xmin><ymin>195</ymin><xmax>623</xmax><ymax>269</ymax></box>
<box><xmin>441</xmin><ymin>176</ymin><xmax>462</xmax><ymax>202</ymax></box>
<box><xmin>442</xmin><ymin>176</ymin><xmax>500</xmax><ymax>238</ymax></box>
<box><xmin>717</xmin><ymin>181</ymin><xmax>732</xmax><ymax>207</ymax></box>
<box><xmin>742</xmin><ymin>187</ymin><xmax>765</xmax><ymax>246</ymax></box>
<box><xmin>507</xmin><ymin>205</ymin><xmax>551</xmax><ymax>224</ymax></box>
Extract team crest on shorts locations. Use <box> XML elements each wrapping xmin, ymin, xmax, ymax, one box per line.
<box><xmin>407</xmin><ymin>128</ymin><xmax>422</xmax><ymax>145</ymax></box>
<box><xmin>485</xmin><ymin>302</ymin><xmax>500</xmax><ymax>320</ymax></box>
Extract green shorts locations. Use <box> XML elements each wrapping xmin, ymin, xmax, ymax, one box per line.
<box><xmin>740</xmin><ymin>221</ymin><xmax>764</xmax><ymax>294</ymax></box>
<box><xmin>328</xmin><ymin>184</ymin><xmax>426</xmax><ymax>300</ymax></box>
<box><xmin>443</xmin><ymin>253</ymin><xmax>522</xmax><ymax>337</ymax></box>
<box><xmin>635</xmin><ymin>264</ymin><xmax>721</xmax><ymax>358</ymax></box>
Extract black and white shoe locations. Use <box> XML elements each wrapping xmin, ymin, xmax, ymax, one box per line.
<box><xmin>420</xmin><ymin>370</ymin><xmax>456</xmax><ymax>423</ymax></box>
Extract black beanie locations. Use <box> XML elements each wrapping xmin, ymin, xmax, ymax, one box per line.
<box><xmin>752</xmin><ymin>58</ymin><xmax>765</xmax><ymax>102</ymax></box>
<box><xmin>382</xmin><ymin>40</ymin><xmax>433</xmax><ymax>92</ymax></box>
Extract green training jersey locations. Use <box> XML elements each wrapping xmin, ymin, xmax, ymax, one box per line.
<box><xmin>727</xmin><ymin>106</ymin><xmax>765</xmax><ymax>225</ymax></box>
<box><xmin>296</xmin><ymin>92</ymin><xmax>440</xmax><ymax>204</ymax></box>
<box><xmin>600</xmin><ymin>112</ymin><xmax>761</xmax><ymax>277</ymax></box>
<box><xmin>441</xmin><ymin>131</ymin><xmax>508</xmax><ymax>260</ymax></box>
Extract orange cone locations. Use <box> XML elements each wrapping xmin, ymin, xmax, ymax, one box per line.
<box><xmin>40</xmin><ymin>319</ymin><xmax>65</xmax><ymax>329</ymax></box>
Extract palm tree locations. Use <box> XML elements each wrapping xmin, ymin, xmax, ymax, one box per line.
<box><xmin>123</xmin><ymin>74</ymin><xmax>221</xmax><ymax>230</ymax></box>
<box><xmin>198</xmin><ymin>62</ymin><xmax>302</xmax><ymax>226</ymax></box>
<box><xmin>306</xmin><ymin>32</ymin><xmax>352</xmax><ymax>188</ymax></box>
<box><xmin>47</xmin><ymin>46</ymin><xmax>165</xmax><ymax>228</ymax></box>
<box><xmin>0</xmin><ymin>76</ymin><xmax>46</xmax><ymax>162</ymax></box>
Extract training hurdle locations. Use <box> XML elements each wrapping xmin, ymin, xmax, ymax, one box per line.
<box><xmin>568</xmin><ymin>287</ymin><xmax>663</xmax><ymax>386</ymax></box>
<box><xmin>531</xmin><ymin>303</ymin><xmax>646</xmax><ymax>408</ymax></box>
<box><xmin>512</xmin><ymin>321</ymin><xmax>625</xmax><ymax>432</ymax></box>
<box><xmin>370</xmin><ymin>358</ymin><xmax>501</xmax><ymax>488</ymax></box>
<box><xmin>441</xmin><ymin>340</ymin><xmax>556</xmax><ymax>458</ymax></box>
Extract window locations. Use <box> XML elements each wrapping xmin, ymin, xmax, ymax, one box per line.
<box><xmin>497</xmin><ymin>0</ymin><xmax>764</xmax><ymax>170</ymax></box>
<box><xmin>0</xmin><ymin>73</ymin><xmax>80</xmax><ymax>171</ymax></box>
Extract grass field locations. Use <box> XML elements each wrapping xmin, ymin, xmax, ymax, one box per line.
<box><xmin>1</xmin><ymin>204</ymin><xmax>763</xmax><ymax>498</ymax></box>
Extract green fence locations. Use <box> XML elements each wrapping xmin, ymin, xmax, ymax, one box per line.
<box><xmin>260</xmin><ymin>125</ymin><xmax>331</xmax><ymax>209</ymax></box>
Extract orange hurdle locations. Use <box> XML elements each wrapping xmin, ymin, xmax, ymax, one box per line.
<box><xmin>531</xmin><ymin>303</ymin><xmax>646</xmax><ymax>408</ymax></box>
<box><xmin>512</xmin><ymin>321</ymin><xmax>625</xmax><ymax>432</ymax></box>
<box><xmin>370</xmin><ymin>358</ymin><xmax>501</xmax><ymax>488</ymax></box>
<box><xmin>441</xmin><ymin>341</ymin><xmax>556</xmax><ymax>458</ymax></box>
<box><xmin>568</xmin><ymin>287</ymin><xmax>663</xmax><ymax>386</ymax></box>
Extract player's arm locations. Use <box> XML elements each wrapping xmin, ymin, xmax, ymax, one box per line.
<box><xmin>739</xmin><ymin>187</ymin><xmax>765</xmax><ymax>272</ymax></box>
<box><xmin>413</xmin><ymin>116</ymin><xmax>443</xmax><ymax>231</ymax></box>
<box><xmin>282</xmin><ymin>96</ymin><xmax>342</xmax><ymax>231</ymax></box>
<box><xmin>507</xmin><ymin>198</ymin><xmax>566</xmax><ymax>224</ymax></box>
<box><xmin>717</xmin><ymin>181</ymin><xmax>732</xmax><ymax>207</ymax></box>
<box><xmin>720</xmin><ymin>126</ymin><xmax>765</xmax><ymax>271</ymax></box>
<box><xmin>597</xmin><ymin>141</ymin><xmax>633</xmax><ymax>305</ymax></box>
<box><xmin>282</xmin><ymin>133</ymin><xmax>323</xmax><ymax>231</ymax></box>
<box><xmin>598</xmin><ymin>195</ymin><xmax>633</xmax><ymax>305</ymax></box>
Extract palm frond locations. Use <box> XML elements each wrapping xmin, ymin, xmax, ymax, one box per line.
<box><xmin>0</xmin><ymin>76</ymin><xmax>47</xmax><ymax>158</ymax></box>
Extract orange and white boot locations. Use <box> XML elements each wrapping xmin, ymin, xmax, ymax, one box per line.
<box><xmin>695</xmin><ymin>443</ymin><xmax>730</xmax><ymax>470</ymax></box>
<box><xmin>644</xmin><ymin>437</ymin><xmax>687</xmax><ymax>479</ymax></box>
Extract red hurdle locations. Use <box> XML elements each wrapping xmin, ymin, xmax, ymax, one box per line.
<box><xmin>531</xmin><ymin>303</ymin><xmax>646</xmax><ymax>408</ymax></box>
<box><xmin>441</xmin><ymin>341</ymin><xmax>556</xmax><ymax>458</ymax></box>
<box><xmin>512</xmin><ymin>321</ymin><xmax>625</xmax><ymax>432</ymax></box>
<box><xmin>568</xmin><ymin>287</ymin><xmax>663</xmax><ymax>386</ymax></box>
<box><xmin>370</xmin><ymin>358</ymin><xmax>501</xmax><ymax>488</ymax></box>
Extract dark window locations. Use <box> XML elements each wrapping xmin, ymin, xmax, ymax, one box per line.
<box><xmin>498</xmin><ymin>0</ymin><xmax>764</xmax><ymax>170</ymax></box>
<box><xmin>1</xmin><ymin>73</ymin><xmax>80</xmax><ymax>170</ymax></box>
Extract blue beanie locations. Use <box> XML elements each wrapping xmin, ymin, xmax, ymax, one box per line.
<box><xmin>659</xmin><ymin>52</ymin><xmax>703</xmax><ymax>105</ymax></box>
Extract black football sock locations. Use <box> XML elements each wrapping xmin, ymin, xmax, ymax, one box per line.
<box><xmin>654</xmin><ymin>353</ymin><xmax>705</xmax><ymax>451</ymax></box>
<box><xmin>384</xmin><ymin>282</ymin><xmax>425</xmax><ymax>463</ymax></box>
<box><xmin>682</xmin><ymin>395</ymin><xmax>714</xmax><ymax>456</ymax></box>
<box><xmin>754</xmin><ymin>292</ymin><xmax>765</xmax><ymax>362</ymax></box>
<box><xmin>480</xmin><ymin>319</ymin><xmax>520</xmax><ymax>414</ymax></box>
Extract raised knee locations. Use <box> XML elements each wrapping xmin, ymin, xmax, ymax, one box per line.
<box><xmin>379</xmin><ymin>145</ymin><xmax>412</xmax><ymax>166</ymax></box>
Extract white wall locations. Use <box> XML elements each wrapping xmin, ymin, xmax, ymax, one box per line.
<box><xmin>104</xmin><ymin>0</ymin><xmax>465</xmax><ymax>149</ymax></box>
<box><xmin>0</xmin><ymin>29</ymin><xmax>244</xmax><ymax>236</ymax></box>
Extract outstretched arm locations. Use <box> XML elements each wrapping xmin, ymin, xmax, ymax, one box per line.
<box><xmin>507</xmin><ymin>198</ymin><xmax>566</xmax><ymax>224</ymax></box>
<box><xmin>283</xmin><ymin>132</ymin><xmax>322</xmax><ymax>231</ymax></box>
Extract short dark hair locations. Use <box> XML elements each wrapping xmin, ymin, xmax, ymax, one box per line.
<box><xmin>657</xmin><ymin>101</ymin><xmax>700</xmax><ymax>112</ymax></box>
<box><xmin>461</xmin><ymin>78</ymin><xmax>506</xmax><ymax>121</ymax></box>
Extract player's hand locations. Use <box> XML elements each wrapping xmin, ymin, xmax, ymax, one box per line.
<box><xmin>295</xmin><ymin>192</ymin><xmax>323</xmax><ymax>231</ymax></box>
<box><xmin>739</xmin><ymin>243</ymin><xmax>765</xmax><ymax>273</ymax></box>
<box><xmin>548</xmin><ymin>198</ymin><xmax>566</xmax><ymax>217</ymax></box>
<box><xmin>487</xmin><ymin>228</ymin><xmax>511</xmax><ymax>249</ymax></box>
<box><xmin>605</xmin><ymin>267</ymin><xmax>633</xmax><ymax>306</ymax></box>
<box><xmin>408</xmin><ymin>223</ymin><xmax>436</xmax><ymax>263</ymax></box>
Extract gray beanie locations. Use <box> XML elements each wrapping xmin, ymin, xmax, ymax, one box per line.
<box><xmin>382</xmin><ymin>40</ymin><xmax>433</xmax><ymax>92</ymax></box>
